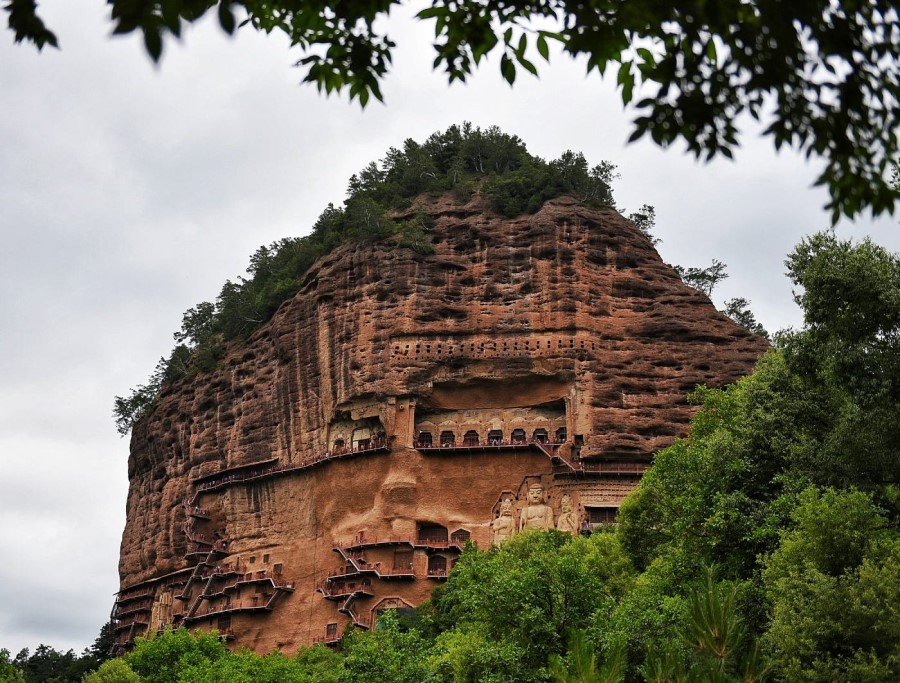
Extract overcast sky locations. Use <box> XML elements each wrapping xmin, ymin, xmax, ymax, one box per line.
<box><xmin>0</xmin><ymin>1</ymin><xmax>897</xmax><ymax>656</ymax></box>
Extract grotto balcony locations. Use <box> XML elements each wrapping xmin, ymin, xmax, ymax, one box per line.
<box><xmin>111</xmin><ymin>600</ymin><xmax>153</xmax><ymax>620</ymax></box>
<box><xmin>114</xmin><ymin>588</ymin><xmax>155</xmax><ymax>604</ymax></box>
<box><xmin>190</xmin><ymin>440</ymin><xmax>390</xmax><ymax>496</ymax></box>
<box><xmin>335</xmin><ymin>534</ymin><xmax>468</xmax><ymax>554</ymax></box>
<box><xmin>331</xmin><ymin>545</ymin><xmax>416</xmax><ymax>580</ymax></box>
<box><xmin>316</xmin><ymin>579</ymin><xmax>374</xmax><ymax>601</ymax></box>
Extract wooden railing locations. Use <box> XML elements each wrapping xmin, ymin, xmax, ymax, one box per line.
<box><xmin>191</xmin><ymin>442</ymin><xmax>390</xmax><ymax>496</ymax></box>
<box><xmin>331</xmin><ymin>546</ymin><xmax>416</xmax><ymax>579</ymax></box>
<box><xmin>334</xmin><ymin>536</ymin><xmax>466</xmax><ymax>552</ymax></box>
<box><xmin>416</xmin><ymin>437</ymin><xmax>651</xmax><ymax>476</ymax></box>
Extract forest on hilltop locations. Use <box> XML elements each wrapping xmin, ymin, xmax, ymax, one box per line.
<box><xmin>113</xmin><ymin>123</ymin><xmax>638</xmax><ymax>435</ymax></box>
<box><xmin>113</xmin><ymin>123</ymin><xmax>766</xmax><ymax>435</ymax></box>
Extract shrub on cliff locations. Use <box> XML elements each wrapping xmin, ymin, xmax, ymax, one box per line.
<box><xmin>82</xmin><ymin>659</ymin><xmax>140</xmax><ymax>683</ymax></box>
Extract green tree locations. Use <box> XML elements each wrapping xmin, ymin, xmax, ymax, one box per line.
<box><xmin>82</xmin><ymin>659</ymin><xmax>140</xmax><ymax>683</ymax></box>
<box><xmin>427</xmin><ymin>626</ymin><xmax>530</xmax><ymax>683</ymax></box>
<box><xmin>780</xmin><ymin>232</ymin><xmax>900</xmax><ymax>488</ymax></box>
<box><xmin>0</xmin><ymin>649</ymin><xmax>25</xmax><ymax>683</ymax></box>
<box><xmin>673</xmin><ymin>260</ymin><xmax>728</xmax><ymax>298</ymax></box>
<box><xmin>12</xmin><ymin>644</ymin><xmax>95</xmax><ymax>683</ymax></box>
<box><xmin>762</xmin><ymin>488</ymin><xmax>900</xmax><ymax>682</ymax></box>
<box><xmin>678</xmin><ymin>570</ymin><xmax>771</xmax><ymax>682</ymax></box>
<box><xmin>338</xmin><ymin>611</ymin><xmax>430</xmax><ymax>683</ymax></box>
<box><xmin>722</xmin><ymin>298</ymin><xmax>769</xmax><ymax>340</ymax></box>
<box><xmin>87</xmin><ymin>621</ymin><xmax>118</xmax><ymax>666</ymax></box>
<box><xmin>627</xmin><ymin>205</ymin><xmax>658</xmax><ymax>246</ymax></box>
<box><xmin>548</xmin><ymin>630</ymin><xmax>625</xmax><ymax>683</ymax></box>
<box><xmin>429</xmin><ymin>531</ymin><xmax>635</xmax><ymax>677</ymax></box>
<box><xmin>174</xmin><ymin>302</ymin><xmax>216</xmax><ymax>348</ymax></box>
<box><xmin>113</xmin><ymin>347</ymin><xmax>192</xmax><ymax>435</ymax></box>
<box><xmin>179</xmin><ymin>647</ymin><xmax>342</xmax><ymax>683</ymax></box>
<box><xmin>612</xmin><ymin>232</ymin><xmax>899</xmax><ymax>680</ymax></box>
<box><xmin>9</xmin><ymin>1</ymin><xmax>897</xmax><ymax>220</ymax></box>
<box><xmin>124</xmin><ymin>628</ymin><xmax>228</xmax><ymax>683</ymax></box>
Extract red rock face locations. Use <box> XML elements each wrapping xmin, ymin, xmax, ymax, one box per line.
<box><xmin>114</xmin><ymin>195</ymin><xmax>767</xmax><ymax>652</ymax></box>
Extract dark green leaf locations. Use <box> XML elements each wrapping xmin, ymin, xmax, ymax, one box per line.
<box><xmin>218</xmin><ymin>2</ymin><xmax>236</xmax><ymax>35</ymax></box>
<box><xmin>536</xmin><ymin>33</ymin><xmax>549</xmax><ymax>61</ymax></box>
<box><xmin>143</xmin><ymin>27</ymin><xmax>163</xmax><ymax>61</ymax></box>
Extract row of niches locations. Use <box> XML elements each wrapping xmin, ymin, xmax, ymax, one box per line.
<box><xmin>414</xmin><ymin>405</ymin><xmax>566</xmax><ymax>448</ymax></box>
<box><xmin>416</xmin><ymin>426</ymin><xmax>566</xmax><ymax>448</ymax></box>
<box><xmin>386</xmin><ymin>335</ymin><xmax>600</xmax><ymax>361</ymax></box>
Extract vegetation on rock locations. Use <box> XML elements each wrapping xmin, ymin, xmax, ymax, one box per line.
<box><xmin>112</xmin><ymin>123</ymin><xmax>769</xmax><ymax>435</ymax></box>
<box><xmin>113</xmin><ymin>123</ymin><xmax>620</xmax><ymax>434</ymax></box>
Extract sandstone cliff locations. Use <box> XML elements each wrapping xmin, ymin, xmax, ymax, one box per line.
<box><xmin>113</xmin><ymin>194</ymin><xmax>767</xmax><ymax>652</ymax></box>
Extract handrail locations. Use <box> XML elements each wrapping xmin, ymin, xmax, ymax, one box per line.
<box><xmin>113</xmin><ymin>600</ymin><xmax>153</xmax><ymax>618</ymax></box>
<box><xmin>331</xmin><ymin>546</ymin><xmax>416</xmax><ymax>579</ymax></box>
<box><xmin>414</xmin><ymin>437</ymin><xmax>650</xmax><ymax>475</ymax></box>
<box><xmin>192</xmin><ymin>444</ymin><xmax>390</xmax><ymax>495</ymax></box>
<box><xmin>414</xmin><ymin>438</ymin><xmax>558</xmax><ymax>450</ymax></box>
<box><xmin>181</xmin><ymin>578</ymin><xmax>293</xmax><ymax>624</ymax></box>
<box><xmin>317</xmin><ymin>582</ymin><xmax>374</xmax><ymax>598</ymax></box>
<box><xmin>115</xmin><ymin>588</ymin><xmax>156</xmax><ymax>603</ymax></box>
<box><xmin>334</xmin><ymin>536</ymin><xmax>465</xmax><ymax>552</ymax></box>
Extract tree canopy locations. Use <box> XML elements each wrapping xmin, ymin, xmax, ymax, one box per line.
<box><xmin>7</xmin><ymin>0</ymin><xmax>898</xmax><ymax>221</ymax></box>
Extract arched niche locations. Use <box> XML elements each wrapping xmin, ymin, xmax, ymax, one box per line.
<box><xmin>427</xmin><ymin>555</ymin><xmax>448</xmax><ymax>576</ymax></box>
<box><xmin>450</xmin><ymin>529</ymin><xmax>471</xmax><ymax>544</ymax></box>
<box><xmin>417</xmin><ymin>522</ymin><xmax>448</xmax><ymax>543</ymax></box>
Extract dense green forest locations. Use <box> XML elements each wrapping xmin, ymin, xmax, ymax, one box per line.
<box><xmin>27</xmin><ymin>232</ymin><xmax>896</xmax><ymax>681</ymax></box>
<box><xmin>0</xmin><ymin>622</ymin><xmax>115</xmax><ymax>683</ymax></box>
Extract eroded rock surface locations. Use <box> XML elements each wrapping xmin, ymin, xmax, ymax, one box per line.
<box><xmin>114</xmin><ymin>195</ymin><xmax>767</xmax><ymax>652</ymax></box>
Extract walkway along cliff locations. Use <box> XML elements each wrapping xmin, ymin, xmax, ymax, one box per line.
<box><xmin>112</xmin><ymin>194</ymin><xmax>768</xmax><ymax>653</ymax></box>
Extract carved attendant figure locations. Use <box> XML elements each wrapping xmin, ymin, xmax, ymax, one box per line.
<box><xmin>519</xmin><ymin>483</ymin><xmax>554</xmax><ymax>531</ymax></box>
<box><xmin>556</xmin><ymin>494</ymin><xmax>579</xmax><ymax>535</ymax></box>
<box><xmin>491</xmin><ymin>497</ymin><xmax>516</xmax><ymax>544</ymax></box>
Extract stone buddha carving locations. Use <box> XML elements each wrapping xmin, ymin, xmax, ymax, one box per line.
<box><xmin>556</xmin><ymin>494</ymin><xmax>579</xmax><ymax>535</ymax></box>
<box><xmin>519</xmin><ymin>483</ymin><xmax>554</xmax><ymax>531</ymax></box>
<box><xmin>491</xmin><ymin>497</ymin><xmax>517</xmax><ymax>544</ymax></box>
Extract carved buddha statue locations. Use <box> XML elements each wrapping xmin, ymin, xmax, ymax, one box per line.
<box><xmin>491</xmin><ymin>497</ymin><xmax>517</xmax><ymax>544</ymax></box>
<box><xmin>519</xmin><ymin>483</ymin><xmax>554</xmax><ymax>531</ymax></box>
<box><xmin>556</xmin><ymin>494</ymin><xmax>579</xmax><ymax>535</ymax></box>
